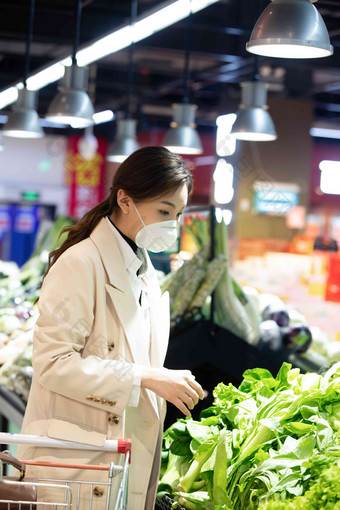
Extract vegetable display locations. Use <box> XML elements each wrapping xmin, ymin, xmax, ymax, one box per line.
<box><xmin>158</xmin><ymin>361</ymin><xmax>340</xmax><ymax>510</ymax></box>
<box><xmin>161</xmin><ymin>243</ymin><xmax>228</xmax><ymax>331</ymax></box>
<box><xmin>0</xmin><ymin>215</ymin><xmax>74</xmax><ymax>401</ymax></box>
<box><xmin>163</xmin><ymin>215</ymin><xmax>261</xmax><ymax>343</ymax></box>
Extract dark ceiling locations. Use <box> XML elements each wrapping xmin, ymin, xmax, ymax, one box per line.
<box><xmin>1</xmin><ymin>0</ymin><xmax>340</xmax><ymax>138</ymax></box>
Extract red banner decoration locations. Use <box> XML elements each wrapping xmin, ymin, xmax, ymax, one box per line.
<box><xmin>65</xmin><ymin>136</ymin><xmax>108</xmax><ymax>220</ymax></box>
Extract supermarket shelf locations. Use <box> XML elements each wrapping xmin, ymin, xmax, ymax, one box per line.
<box><xmin>0</xmin><ymin>385</ymin><xmax>25</xmax><ymax>429</ymax></box>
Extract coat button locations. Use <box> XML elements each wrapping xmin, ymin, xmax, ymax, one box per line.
<box><xmin>108</xmin><ymin>342</ymin><xmax>115</xmax><ymax>351</ymax></box>
<box><xmin>93</xmin><ymin>486</ymin><xmax>104</xmax><ymax>497</ymax></box>
<box><xmin>108</xmin><ymin>415</ymin><xmax>120</xmax><ymax>425</ymax></box>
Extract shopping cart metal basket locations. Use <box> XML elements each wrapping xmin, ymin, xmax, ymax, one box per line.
<box><xmin>0</xmin><ymin>433</ymin><xmax>131</xmax><ymax>510</ymax></box>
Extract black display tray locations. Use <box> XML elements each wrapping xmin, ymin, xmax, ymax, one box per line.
<box><xmin>155</xmin><ymin>495</ymin><xmax>184</xmax><ymax>510</ymax></box>
<box><xmin>0</xmin><ymin>384</ymin><xmax>26</xmax><ymax>428</ymax></box>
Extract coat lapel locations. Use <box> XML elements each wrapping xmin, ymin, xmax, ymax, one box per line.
<box><xmin>90</xmin><ymin>218</ymin><xmax>149</xmax><ymax>367</ymax></box>
<box><xmin>90</xmin><ymin>218</ymin><xmax>164</xmax><ymax>419</ymax></box>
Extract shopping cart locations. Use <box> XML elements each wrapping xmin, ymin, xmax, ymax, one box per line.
<box><xmin>0</xmin><ymin>433</ymin><xmax>131</xmax><ymax>510</ymax></box>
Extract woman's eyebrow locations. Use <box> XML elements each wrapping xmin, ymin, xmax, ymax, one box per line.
<box><xmin>161</xmin><ymin>200</ymin><xmax>185</xmax><ymax>210</ymax></box>
<box><xmin>160</xmin><ymin>200</ymin><xmax>175</xmax><ymax>208</ymax></box>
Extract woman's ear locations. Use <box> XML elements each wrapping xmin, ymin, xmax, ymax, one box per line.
<box><xmin>116</xmin><ymin>189</ymin><xmax>131</xmax><ymax>215</ymax></box>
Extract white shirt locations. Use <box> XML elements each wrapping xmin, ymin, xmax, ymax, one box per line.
<box><xmin>106</xmin><ymin>217</ymin><xmax>151</xmax><ymax>407</ymax></box>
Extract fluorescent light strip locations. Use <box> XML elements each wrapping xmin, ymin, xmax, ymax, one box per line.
<box><xmin>0</xmin><ymin>87</ymin><xmax>19</xmax><ymax>110</ymax></box>
<box><xmin>26</xmin><ymin>58</ymin><xmax>72</xmax><ymax>91</ymax></box>
<box><xmin>92</xmin><ymin>110</ymin><xmax>114</xmax><ymax>124</ymax></box>
<box><xmin>310</xmin><ymin>127</ymin><xmax>340</xmax><ymax>140</ymax></box>
<box><xmin>0</xmin><ymin>0</ymin><xmax>220</xmax><ymax>108</ymax></box>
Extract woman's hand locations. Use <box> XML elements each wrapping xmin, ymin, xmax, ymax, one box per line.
<box><xmin>141</xmin><ymin>367</ymin><xmax>204</xmax><ymax>417</ymax></box>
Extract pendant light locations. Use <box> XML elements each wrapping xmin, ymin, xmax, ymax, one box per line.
<box><xmin>246</xmin><ymin>0</ymin><xmax>333</xmax><ymax>59</ymax></box>
<box><xmin>107</xmin><ymin>0</ymin><xmax>140</xmax><ymax>163</ymax></box>
<box><xmin>45</xmin><ymin>0</ymin><xmax>94</xmax><ymax>127</ymax></box>
<box><xmin>3</xmin><ymin>0</ymin><xmax>43</xmax><ymax>139</ymax></box>
<box><xmin>231</xmin><ymin>58</ymin><xmax>277</xmax><ymax>142</ymax></box>
<box><xmin>163</xmin><ymin>0</ymin><xmax>203</xmax><ymax>155</ymax></box>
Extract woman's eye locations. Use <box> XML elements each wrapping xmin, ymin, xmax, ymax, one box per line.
<box><xmin>160</xmin><ymin>210</ymin><xmax>169</xmax><ymax>216</ymax></box>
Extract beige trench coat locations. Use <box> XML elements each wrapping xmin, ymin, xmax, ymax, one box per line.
<box><xmin>18</xmin><ymin>217</ymin><xmax>170</xmax><ymax>510</ymax></box>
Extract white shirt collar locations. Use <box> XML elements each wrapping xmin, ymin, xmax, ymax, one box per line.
<box><xmin>105</xmin><ymin>216</ymin><xmax>147</xmax><ymax>276</ymax></box>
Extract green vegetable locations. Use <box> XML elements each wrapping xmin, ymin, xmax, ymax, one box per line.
<box><xmin>159</xmin><ymin>362</ymin><xmax>340</xmax><ymax>510</ymax></box>
<box><xmin>170</xmin><ymin>268</ymin><xmax>206</xmax><ymax>328</ymax></box>
<box><xmin>214</xmin><ymin>218</ymin><xmax>260</xmax><ymax>345</ymax></box>
<box><xmin>188</xmin><ymin>256</ymin><xmax>228</xmax><ymax>312</ymax></box>
<box><xmin>258</xmin><ymin>448</ymin><xmax>340</xmax><ymax>509</ymax></box>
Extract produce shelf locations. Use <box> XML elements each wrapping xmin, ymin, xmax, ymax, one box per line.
<box><xmin>164</xmin><ymin>319</ymin><xmax>322</xmax><ymax>429</ymax></box>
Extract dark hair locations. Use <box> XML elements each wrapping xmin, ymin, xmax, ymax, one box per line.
<box><xmin>44</xmin><ymin>146</ymin><xmax>193</xmax><ymax>278</ymax></box>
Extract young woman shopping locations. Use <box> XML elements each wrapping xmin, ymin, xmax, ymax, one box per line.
<box><xmin>18</xmin><ymin>146</ymin><xmax>203</xmax><ymax>510</ymax></box>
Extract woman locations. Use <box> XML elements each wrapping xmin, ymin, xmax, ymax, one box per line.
<box><xmin>18</xmin><ymin>146</ymin><xmax>203</xmax><ymax>510</ymax></box>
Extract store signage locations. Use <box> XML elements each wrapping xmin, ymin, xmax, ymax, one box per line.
<box><xmin>253</xmin><ymin>181</ymin><xmax>300</xmax><ymax>215</ymax></box>
<box><xmin>0</xmin><ymin>208</ymin><xmax>10</xmax><ymax>234</ymax></box>
<box><xmin>15</xmin><ymin>210</ymin><xmax>35</xmax><ymax>234</ymax></box>
<box><xmin>65</xmin><ymin>137</ymin><xmax>107</xmax><ymax>220</ymax></box>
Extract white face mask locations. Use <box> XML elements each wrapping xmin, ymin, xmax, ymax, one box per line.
<box><xmin>133</xmin><ymin>203</ymin><xmax>178</xmax><ymax>253</ymax></box>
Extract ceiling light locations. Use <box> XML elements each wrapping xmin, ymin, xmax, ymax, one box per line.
<box><xmin>26</xmin><ymin>59</ymin><xmax>71</xmax><ymax>91</ymax></box>
<box><xmin>77</xmin><ymin>0</ymin><xmax>220</xmax><ymax>66</ymax></box>
<box><xmin>3</xmin><ymin>0</ymin><xmax>44</xmax><ymax>139</ymax></box>
<box><xmin>45</xmin><ymin>64</ymin><xmax>94</xmax><ymax>127</ymax></box>
<box><xmin>163</xmin><ymin>103</ymin><xmax>203</xmax><ymax>154</ymax></box>
<box><xmin>45</xmin><ymin>0</ymin><xmax>94</xmax><ymax>127</ymax></box>
<box><xmin>246</xmin><ymin>0</ymin><xmax>333</xmax><ymax>59</ymax></box>
<box><xmin>93</xmin><ymin>110</ymin><xmax>114</xmax><ymax>124</ymax></box>
<box><xmin>107</xmin><ymin>0</ymin><xmax>140</xmax><ymax>163</ymax></box>
<box><xmin>3</xmin><ymin>87</ymin><xmax>43</xmax><ymax>139</ymax></box>
<box><xmin>163</xmin><ymin>2</ymin><xmax>203</xmax><ymax>155</ymax></box>
<box><xmin>0</xmin><ymin>87</ymin><xmax>19</xmax><ymax>110</ymax></box>
<box><xmin>216</xmin><ymin>113</ymin><xmax>237</xmax><ymax>156</ymax></box>
<box><xmin>0</xmin><ymin>1</ymin><xmax>220</xmax><ymax>112</ymax></box>
<box><xmin>231</xmin><ymin>81</ymin><xmax>277</xmax><ymax>142</ymax></box>
<box><xmin>319</xmin><ymin>160</ymin><xmax>340</xmax><ymax>195</ymax></box>
<box><xmin>107</xmin><ymin>118</ymin><xmax>140</xmax><ymax>163</ymax></box>
<box><xmin>310</xmin><ymin>127</ymin><xmax>340</xmax><ymax>139</ymax></box>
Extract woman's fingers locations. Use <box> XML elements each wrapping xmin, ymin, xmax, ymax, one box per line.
<box><xmin>174</xmin><ymin>398</ymin><xmax>192</xmax><ymax>417</ymax></box>
<box><xmin>180</xmin><ymin>391</ymin><xmax>196</xmax><ymax>410</ymax></box>
<box><xmin>186</xmin><ymin>376</ymin><xmax>204</xmax><ymax>400</ymax></box>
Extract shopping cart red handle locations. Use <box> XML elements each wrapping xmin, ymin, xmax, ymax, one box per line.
<box><xmin>117</xmin><ymin>439</ymin><xmax>131</xmax><ymax>455</ymax></box>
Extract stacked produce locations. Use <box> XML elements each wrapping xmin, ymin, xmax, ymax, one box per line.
<box><xmin>158</xmin><ymin>361</ymin><xmax>340</xmax><ymax>509</ymax></box>
<box><xmin>0</xmin><ymin>215</ymin><xmax>74</xmax><ymax>401</ymax></box>
<box><xmin>181</xmin><ymin>214</ymin><xmax>339</xmax><ymax>361</ymax></box>
<box><xmin>171</xmin><ymin>215</ymin><xmax>261</xmax><ymax>344</ymax></box>
<box><xmin>245</xmin><ymin>286</ymin><xmax>340</xmax><ymax>363</ymax></box>
<box><xmin>161</xmin><ymin>243</ymin><xmax>228</xmax><ymax>331</ymax></box>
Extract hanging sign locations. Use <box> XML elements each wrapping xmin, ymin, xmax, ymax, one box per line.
<box><xmin>65</xmin><ymin>136</ymin><xmax>107</xmax><ymax>220</ymax></box>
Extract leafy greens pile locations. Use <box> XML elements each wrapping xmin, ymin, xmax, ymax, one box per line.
<box><xmin>158</xmin><ymin>362</ymin><xmax>340</xmax><ymax>510</ymax></box>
